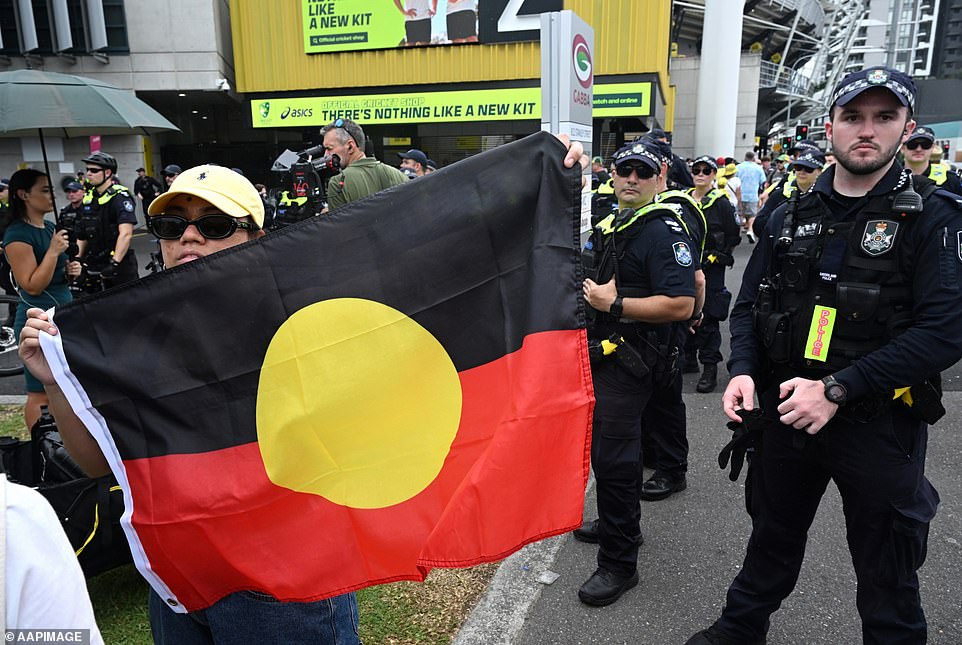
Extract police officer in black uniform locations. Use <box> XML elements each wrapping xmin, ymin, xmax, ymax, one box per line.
<box><xmin>578</xmin><ymin>140</ymin><xmax>697</xmax><ymax>607</ymax></box>
<box><xmin>688</xmin><ymin>66</ymin><xmax>962</xmax><ymax>645</ymax></box>
<box><xmin>78</xmin><ymin>152</ymin><xmax>139</xmax><ymax>290</ymax></box>
<box><xmin>641</xmin><ymin>137</ymin><xmax>706</xmax><ymax>500</ymax></box>
<box><xmin>683</xmin><ymin>156</ymin><xmax>741</xmax><ymax>393</ymax></box>
<box><xmin>752</xmin><ymin>138</ymin><xmax>822</xmax><ymax>238</ymax></box>
<box><xmin>901</xmin><ymin>125</ymin><xmax>962</xmax><ymax>195</ymax></box>
<box><xmin>57</xmin><ymin>181</ymin><xmax>85</xmax><ymax>264</ymax></box>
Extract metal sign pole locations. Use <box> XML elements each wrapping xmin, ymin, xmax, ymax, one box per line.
<box><xmin>540</xmin><ymin>11</ymin><xmax>594</xmax><ymax>243</ymax></box>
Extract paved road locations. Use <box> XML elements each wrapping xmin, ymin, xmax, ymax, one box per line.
<box><xmin>456</xmin><ymin>238</ymin><xmax>962</xmax><ymax>645</ymax></box>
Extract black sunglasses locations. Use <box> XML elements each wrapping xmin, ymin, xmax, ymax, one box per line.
<box><xmin>615</xmin><ymin>163</ymin><xmax>656</xmax><ymax>180</ymax></box>
<box><xmin>691</xmin><ymin>166</ymin><xmax>715</xmax><ymax>176</ymax></box>
<box><xmin>85</xmin><ymin>167</ymin><xmax>104</xmax><ymax>174</ymax></box>
<box><xmin>149</xmin><ymin>213</ymin><xmax>255</xmax><ymax>240</ymax></box>
<box><xmin>905</xmin><ymin>139</ymin><xmax>933</xmax><ymax>151</ymax></box>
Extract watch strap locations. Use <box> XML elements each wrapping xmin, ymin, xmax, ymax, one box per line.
<box><xmin>609</xmin><ymin>295</ymin><xmax>624</xmax><ymax>318</ymax></box>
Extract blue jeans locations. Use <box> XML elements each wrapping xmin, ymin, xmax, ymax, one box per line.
<box><xmin>149</xmin><ymin>588</ymin><xmax>360</xmax><ymax>645</ymax></box>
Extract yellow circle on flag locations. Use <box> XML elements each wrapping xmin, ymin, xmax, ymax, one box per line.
<box><xmin>255</xmin><ymin>298</ymin><xmax>462</xmax><ymax>509</ymax></box>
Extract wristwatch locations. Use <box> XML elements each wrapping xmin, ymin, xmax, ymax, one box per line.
<box><xmin>609</xmin><ymin>295</ymin><xmax>624</xmax><ymax>318</ymax></box>
<box><xmin>821</xmin><ymin>375</ymin><xmax>848</xmax><ymax>405</ymax></box>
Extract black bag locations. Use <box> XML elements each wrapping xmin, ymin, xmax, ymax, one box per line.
<box><xmin>0</xmin><ymin>408</ymin><xmax>132</xmax><ymax>577</ymax></box>
<box><xmin>38</xmin><ymin>475</ymin><xmax>132</xmax><ymax>577</ymax></box>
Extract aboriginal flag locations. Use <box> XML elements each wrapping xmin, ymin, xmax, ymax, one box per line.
<box><xmin>41</xmin><ymin>132</ymin><xmax>592</xmax><ymax>612</ymax></box>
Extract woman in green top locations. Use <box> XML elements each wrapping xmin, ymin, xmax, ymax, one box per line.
<box><xmin>2</xmin><ymin>169</ymin><xmax>81</xmax><ymax>429</ymax></box>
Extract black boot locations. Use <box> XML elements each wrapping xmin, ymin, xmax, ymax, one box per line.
<box><xmin>696</xmin><ymin>363</ymin><xmax>718</xmax><ymax>393</ymax></box>
<box><xmin>572</xmin><ymin>518</ymin><xmax>644</xmax><ymax>545</ymax></box>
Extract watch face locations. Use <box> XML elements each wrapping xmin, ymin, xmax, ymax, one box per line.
<box><xmin>826</xmin><ymin>384</ymin><xmax>846</xmax><ymax>403</ymax></box>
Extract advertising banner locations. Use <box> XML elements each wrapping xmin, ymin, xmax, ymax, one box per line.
<box><xmin>251</xmin><ymin>83</ymin><xmax>652</xmax><ymax>128</ymax></box>
<box><xmin>303</xmin><ymin>0</ymin><xmax>480</xmax><ymax>53</ymax></box>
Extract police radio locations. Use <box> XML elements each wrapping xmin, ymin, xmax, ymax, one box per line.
<box><xmin>891</xmin><ymin>172</ymin><xmax>924</xmax><ymax>217</ymax></box>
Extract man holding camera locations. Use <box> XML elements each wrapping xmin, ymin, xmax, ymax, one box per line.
<box><xmin>322</xmin><ymin>118</ymin><xmax>407</xmax><ymax>210</ymax></box>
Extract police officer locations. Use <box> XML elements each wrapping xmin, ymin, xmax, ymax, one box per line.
<box><xmin>687</xmin><ymin>66</ymin><xmax>962</xmax><ymax>645</ymax></box>
<box><xmin>578</xmin><ymin>140</ymin><xmax>697</xmax><ymax>606</ymax></box>
<box><xmin>591</xmin><ymin>156</ymin><xmax>610</xmax><ymax>184</ymax></box>
<box><xmin>591</xmin><ymin>174</ymin><xmax>617</xmax><ymax>225</ymax></box>
<box><xmin>641</xmin><ymin>137</ymin><xmax>706</xmax><ymax>500</ymax></box>
<box><xmin>78</xmin><ymin>152</ymin><xmax>139</xmax><ymax>289</ymax></box>
<box><xmin>58</xmin><ymin>181</ymin><xmax>85</xmax><ymax>259</ymax></box>
<box><xmin>647</xmin><ymin>128</ymin><xmax>694</xmax><ymax>189</ymax></box>
<box><xmin>901</xmin><ymin>125</ymin><xmax>962</xmax><ymax>195</ymax></box>
<box><xmin>577</xmin><ymin>140</ymin><xmax>706</xmax><ymax>514</ymax></box>
<box><xmin>683</xmin><ymin>156</ymin><xmax>740</xmax><ymax>393</ymax></box>
<box><xmin>752</xmin><ymin>139</ymin><xmax>822</xmax><ymax>237</ymax></box>
<box><xmin>161</xmin><ymin>164</ymin><xmax>182</xmax><ymax>191</ymax></box>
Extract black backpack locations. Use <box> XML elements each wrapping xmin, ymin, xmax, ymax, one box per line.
<box><xmin>0</xmin><ymin>406</ymin><xmax>132</xmax><ymax>577</ymax></box>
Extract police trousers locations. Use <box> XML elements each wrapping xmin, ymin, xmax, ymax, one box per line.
<box><xmin>640</xmin><ymin>367</ymin><xmax>688</xmax><ymax>476</ymax></box>
<box><xmin>716</xmin><ymin>394</ymin><xmax>938</xmax><ymax>644</ymax></box>
<box><xmin>685</xmin><ymin>265</ymin><xmax>727</xmax><ymax>366</ymax></box>
<box><xmin>591</xmin><ymin>359</ymin><xmax>652</xmax><ymax>576</ymax></box>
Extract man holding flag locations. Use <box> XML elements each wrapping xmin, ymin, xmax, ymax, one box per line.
<box><xmin>20</xmin><ymin>136</ymin><xmax>589</xmax><ymax>644</ymax></box>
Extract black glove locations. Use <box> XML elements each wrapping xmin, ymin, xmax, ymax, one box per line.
<box><xmin>101</xmin><ymin>259</ymin><xmax>120</xmax><ymax>278</ymax></box>
<box><xmin>717</xmin><ymin>408</ymin><xmax>768</xmax><ymax>482</ymax></box>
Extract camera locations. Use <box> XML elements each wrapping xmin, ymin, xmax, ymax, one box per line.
<box><xmin>270</xmin><ymin>147</ymin><xmax>342</xmax><ymax>230</ymax></box>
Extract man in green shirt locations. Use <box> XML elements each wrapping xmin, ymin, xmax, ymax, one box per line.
<box><xmin>322</xmin><ymin>118</ymin><xmax>408</xmax><ymax>210</ymax></box>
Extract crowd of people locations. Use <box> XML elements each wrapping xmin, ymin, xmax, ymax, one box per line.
<box><xmin>3</xmin><ymin>63</ymin><xmax>962</xmax><ymax>644</ymax></box>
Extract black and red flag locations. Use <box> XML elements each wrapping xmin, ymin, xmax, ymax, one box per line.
<box><xmin>41</xmin><ymin>132</ymin><xmax>592</xmax><ymax>612</ymax></box>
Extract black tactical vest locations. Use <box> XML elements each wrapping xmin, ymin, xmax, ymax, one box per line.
<box><xmin>758</xmin><ymin>175</ymin><xmax>927</xmax><ymax>376</ymax></box>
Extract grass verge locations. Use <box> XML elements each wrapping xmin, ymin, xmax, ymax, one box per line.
<box><xmin>6</xmin><ymin>404</ymin><xmax>498</xmax><ymax>643</ymax></box>
<box><xmin>87</xmin><ymin>563</ymin><xmax>498</xmax><ymax>644</ymax></box>
<box><xmin>0</xmin><ymin>403</ymin><xmax>26</xmax><ymax>438</ymax></box>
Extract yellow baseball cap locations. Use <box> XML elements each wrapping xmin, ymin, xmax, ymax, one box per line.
<box><xmin>148</xmin><ymin>164</ymin><xmax>264</xmax><ymax>228</ymax></box>
<box><xmin>724</xmin><ymin>163</ymin><xmax>738</xmax><ymax>177</ymax></box>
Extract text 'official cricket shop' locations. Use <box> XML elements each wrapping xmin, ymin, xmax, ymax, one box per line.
<box><xmin>229</xmin><ymin>0</ymin><xmax>676</xmax><ymax>165</ymax></box>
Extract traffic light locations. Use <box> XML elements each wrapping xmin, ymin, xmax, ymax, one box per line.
<box><xmin>794</xmin><ymin>124</ymin><xmax>809</xmax><ymax>142</ymax></box>
<box><xmin>942</xmin><ymin>141</ymin><xmax>951</xmax><ymax>159</ymax></box>
<box><xmin>781</xmin><ymin>136</ymin><xmax>793</xmax><ymax>150</ymax></box>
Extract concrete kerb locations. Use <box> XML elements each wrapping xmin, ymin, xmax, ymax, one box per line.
<box><xmin>453</xmin><ymin>478</ymin><xmax>595</xmax><ymax>645</ymax></box>
<box><xmin>0</xmin><ymin>395</ymin><xmax>27</xmax><ymax>405</ymax></box>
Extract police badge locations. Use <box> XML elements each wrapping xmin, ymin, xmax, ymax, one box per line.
<box><xmin>673</xmin><ymin>241</ymin><xmax>693</xmax><ymax>266</ymax></box>
<box><xmin>861</xmin><ymin>220</ymin><xmax>898</xmax><ymax>256</ymax></box>
<box><xmin>866</xmin><ymin>69</ymin><xmax>889</xmax><ymax>85</ymax></box>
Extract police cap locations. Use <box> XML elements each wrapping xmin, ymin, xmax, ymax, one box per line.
<box><xmin>613</xmin><ymin>141</ymin><xmax>662</xmax><ymax>173</ymax></box>
<box><xmin>830</xmin><ymin>66</ymin><xmax>916</xmax><ymax>113</ymax></box>
<box><xmin>691</xmin><ymin>155</ymin><xmax>718</xmax><ymax>172</ymax></box>
<box><xmin>790</xmin><ymin>150</ymin><xmax>826</xmax><ymax>171</ymax></box>
<box><xmin>906</xmin><ymin>125</ymin><xmax>935</xmax><ymax>144</ymax></box>
<box><xmin>397</xmin><ymin>149</ymin><xmax>428</xmax><ymax>167</ymax></box>
<box><xmin>788</xmin><ymin>139</ymin><xmax>820</xmax><ymax>155</ymax></box>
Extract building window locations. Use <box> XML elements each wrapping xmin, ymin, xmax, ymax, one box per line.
<box><xmin>101</xmin><ymin>0</ymin><xmax>129</xmax><ymax>53</ymax></box>
<box><xmin>0</xmin><ymin>2</ymin><xmax>17</xmax><ymax>56</ymax></box>
<box><xmin>0</xmin><ymin>0</ymin><xmax>128</xmax><ymax>56</ymax></box>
